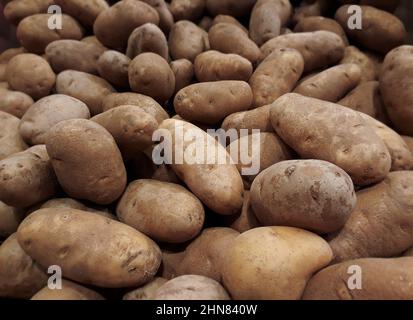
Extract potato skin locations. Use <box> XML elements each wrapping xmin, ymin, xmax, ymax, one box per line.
<box><xmin>19</xmin><ymin>94</ymin><xmax>90</xmax><ymax>145</ymax></box>
<box><xmin>6</xmin><ymin>54</ymin><xmax>56</xmax><ymax>100</ymax></box>
<box><xmin>380</xmin><ymin>46</ymin><xmax>413</xmax><ymax>135</ymax></box>
<box><xmin>0</xmin><ymin>202</ymin><xmax>25</xmax><ymax>238</ymax></box>
<box><xmin>126</xmin><ymin>23</ymin><xmax>168</xmax><ymax>60</ymax></box>
<box><xmin>174</xmin><ymin>81</ymin><xmax>252</xmax><ymax>124</ymax></box>
<box><xmin>56</xmin><ymin>70</ymin><xmax>115</xmax><ymax>116</ymax></box>
<box><xmin>158</xmin><ymin>119</ymin><xmax>244</xmax><ymax>215</ymax></box>
<box><xmin>0</xmin><ymin>88</ymin><xmax>33</xmax><ymax>118</ymax></box>
<box><xmin>226</xmin><ymin>191</ymin><xmax>260</xmax><ymax>232</ymax></box>
<box><xmin>54</xmin><ymin>0</ymin><xmax>109</xmax><ymax>27</ymax></box>
<box><xmin>16</xmin><ymin>14</ymin><xmax>84</xmax><ymax>54</ymax></box>
<box><xmin>402</xmin><ymin>136</ymin><xmax>413</xmax><ymax>155</ymax></box>
<box><xmin>123</xmin><ymin>277</ymin><xmax>167</xmax><ymax>300</ymax></box>
<box><xmin>0</xmin><ymin>111</ymin><xmax>27</xmax><ymax>160</ymax></box>
<box><xmin>206</xmin><ymin>0</ymin><xmax>256</xmax><ymax>18</ymax></box>
<box><xmin>329</xmin><ymin>171</ymin><xmax>413</xmax><ymax>262</ymax></box>
<box><xmin>94</xmin><ymin>0</ymin><xmax>160</xmax><ymax>49</ymax></box>
<box><xmin>0</xmin><ymin>47</ymin><xmax>26</xmax><ymax>64</ymax></box>
<box><xmin>222</xmin><ymin>226</ymin><xmax>333</xmax><ymax>300</ymax></box>
<box><xmin>129</xmin><ymin>53</ymin><xmax>175</xmax><ymax>104</ymax></box>
<box><xmin>211</xmin><ymin>14</ymin><xmax>248</xmax><ymax>34</ymax></box>
<box><xmin>0</xmin><ymin>145</ymin><xmax>58</xmax><ymax>208</ymax></box>
<box><xmin>17</xmin><ymin>208</ymin><xmax>162</xmax><ymax>288</ymax></box>
<box><xmin>4</xmin><ymin>0</ymin><xmax>53</xmax><ymax>25</ymax></box>
<box><xmin>31</xmin><ymin>280</ymin><xmax>105</xmax><ymax>300</ymax></box>
<box><xmin>195</xmin><ymin>50</ymin><xmax>253</xmax><ymax>82</ymax></box>
<box><xmin>46</xmin><ymin>119</ymin><xmax>127</xmax><ymax>205</ymax></box>
<box><xmin>0</xmin><ymin>234</ymin><xmax>47</xmax><ymax>299</ymax></box>
<box><xmin>170</xmin><ymin>0</ymin><xmax>205</xmax><ymax>21</ymax></box>
<box><xmin>140</xmin><ymin>0</ymin><xmax>174</xmax><ymax>33</ymax></box>
<box><xmin>339</xmin><ymin>46</ymin><xmax>378</xmax><ymax>83</ymax></box>
<box><xmin>335</xmin><ymin>5</ymin><xmax>405</xmax><ymax>54</ymax></box>
<box><xmin>221</xmin><ymin>104</ymin><xmax>273</xmax><ymax>134</ymax></box>
<box><xmin>97</xmin><ymin>50</ymin><xmax>131</xmax><ymax>88</ymax></box>
<box><xmin>271</xmin><ymin>93</ymin><xmax>391</xmax><ymax>186</ymax></box>
<box><xmin>154</xmin><ymin>275</ymin><xmax>230</xmax><ymax>300</ymax></box>
<box><xmin>303</xmin><ymin>257</ymin><xmax>413</xmax><ymax>300</ymax></box>
<box><xmin>170</xmin><ymin>59</ymin><xmax>194</xmax><ymax>93</ymax></box>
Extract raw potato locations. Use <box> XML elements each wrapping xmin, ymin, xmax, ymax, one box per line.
<box><xmin>380</xmin><ymin>46</ymin><xmax>413</xmax><ymax>135</ymax></box>
<box><xmin>226</xmin><ymin>191</ymin><xmax>260</xmax><ymax>232</ymax></box>
<box><xmin>4</xmin><ymin>0</ymin><xmax>53</xmax><ymax>25</ymax></box>
<box><xmin>402</xmin><ymin>136</ymin><xmax>413</xmax><ymax>155</ymax></box>
<box><xmin>0</xmin><ymin>47</ymin><xmax>26</xmax><ymax>64</ymax></box>
<box><xmin>294</xmin><ymin>64</ymin><xmax>361</xmax><ymax>102</ymax></box>
<box><xmin>158</xmin><ymin>119</ymin><xmax>244</xmax><ymax>215</ymax></box>
<box><xmin>221</xmin><ymin>104</ymin><xmax>273</xmax><ymax>134</ymax></box>
<box><xmin>170</xmin><ymin>0</ymin><xmax>205</xmax><ymax>21</ymax></box>
<box><xmin>126</xmin><ymin>23</ymin><xmax>169</xmax><ymax>60</ymax></box>
<box><xmin>222</xmin><ymin>226</ymin><xmax>333</xmax><ymax>300</ymax></box>
<box><xmin>54</xmin><ymin>0</ymin><xmax>109</xmax><ymax>27</ymax></box>
<box><xmin>294</xmin><ymin>16</ymin><xmax>348</xmax><ymax>45</ymax></box>
<box><xmin>93</xmin><ymin>0</ymin><xmax>160</xmax><ymax>49</ymax></box>
<box><xmin>6</xmin><ymin>54</ymin><xmax>56</xmax><ymax>100</ymax></box>
<box><xmin>16</xmin><ymin>14</ymin><xmax>84</xmax><ymax>53</ymax></box>
<box><xmin>123</xmin><ymin>277</ymin><xmax>167</xmax><ymax>300</ymax></box>
<box><xmin>81</xmin><ymin>35</ymin><xmax>107</xmax><ymax>51</ymax></box>
<box><xmin>129</xmin><ymin>53</ymin><xmax>175</xmax><ymax>104</ymax></box>
<box><xmin>270</xmin><ymin>93</ymin><xmax>391</xmax><ymax>186</ymax></box>
<box><xmin>31</xmin><ymin>280</ymin><xmax>105</xmax><ymax>300</ymax></box>
<box><xmin>339</xmin><ymin>46</ymin><xmax>378</xmax><ymax>83</ymax></box>
<box><xmin>335</xmin><ymin>5</ymin><xmax>406</xmax><ymax>54</ymax></box>
<box><xmin>0</xmin><ymin>202</ymin><xmax>25</xmax><ymax>238</ymax></box>
<box><xmin>329</xmin><ymin>171</ymin><xmax>413</xmax><ymax>262</ymax></box>
<box><xmin>97</xmin><ymin>50</ymin><xmax>131</xmax><ymax>88</ymax></box>
<box><xmin>0</xmin><ymin>234</ymin><xmax>47</xmax><ymax>299</ymax></box>
<box><xmin>56</xmin><ymin>70</ymin><xmax>115</xmax><ymax>116</ymax></box>
<box><xmin>154</xmin><ymin>275</ymin><xmax>230</xmax><ymax>300</ymax></box>
<box><xmin>140</xmin><ymin>0</ymin><xmax>174</xmax><ymax>33</ymax></box>
<box><xmin>17</xmin><ymin>208</ymin><xmax>162</xmax><ymax>288</ymax></box>
<box><xmin>0</xmin><ymin>82</ymin><xmax>9</xmax><ymax>89</ymax></box>
<box><xmin>360</xmin><ymin>0</ymin><xmax>401</xmax><ymax>12</ymax></box>
<box><xmin>160</xmin><ymin>249</ymin><xmax>185</xmax><ymax>279</ymax></box>
<box><xmin>117</xmin><ymin>180</ymin><xmax>205</xmax><ymax>243</ymax></box>
<box><xmin>250</xmin><ymin>48</ymin><xmax>304</xmax><ymax>107</ymax></box>
<box><xmin>0</xmin><ymin>111</ymin><xmax>27</xmax><ymax>160</ymax></box>
<box><xmin>198</xmin><ymin>16</ymin><xmax>213</xmax><ymax>31</ymax></box>
<box><xmin>174</xmin><ymin>81</ymin><xmax>252</xmax><ymax>124</ymax></box>
<box><xmin>206</xmin><ymin>0</ymin><xmax>256</xmax><ymax>18</ymax></box>
<box><xmin>292</xmin><ymin>0</ymin><xmax>330</xmax><ymax>23</ymax></box>
<box><xmin>0</xmin><ymin>145</ymin><xmax>58</xmax><ymax>207</ymax></box>
<box><xmin>260</xmin><ymin>31</ymin><xmax>345</xmax><ymax>72</ymax></box>
<box><xmin>0</xmin><ymin>64</ymin><xmax>6</xmax><ymax>81</ymax></box>
<box><xmin>19</xmin><ymin>94</ymin><xmax>90</xmax><ymax>145</ymax></box>
<box><xmin>170</xmin><ymin>59</ymin><xmax>194</xmax><ymax>93</ymax></box>
<box><xmin>209</xmin><ymin>23</ymin><xmax>261</xmax><ymax>63</ymax></box>
<box><xmin>169</xmin><ymin>20</ymin><xmax>210</xmax><ymax>62</ymax></box>
<box><xmin>0</xmin><ymin>88</ymin><xmax>33</xmax><ymax>118</ymax></box>
<box><xmin>211</xmin><ymin>14</ymin><xmax>248</xmax><ymax>34</ymax></box>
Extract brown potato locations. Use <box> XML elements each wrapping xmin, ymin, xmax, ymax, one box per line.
<box><xmin>206</xmin><ymin>0</ymin><xmax>256</xmax><ymax>18</ymax></box>
<box><xmin>81</xmin><ymin>35</ymin><xmax>107</xmax><ymax>51</ymax></box>
<box><xmin>17</xmin><ymin>208</ymin><xmax>162</xmax><ymax>288</ymax></box>
<box><xmin>54</xmin><ymin>0</ymin><xmax>109</xmax><ymax>27</ymax></box>
<box><xmin>0</xmin><ymin>82</ymin><xmax>10</xmax><ymax>89</ymax></box>
<box><xmin>198</xmin><ymin>16</ymin><xmax>213</xmax><ymax>31</ymax></box>
<box><xmin>221</xmin><ymin>226</ymin><xmax>333</xmax><ymax>299</ymax></box>
<box><xmin>0</xmin><ymin>202</ymin><xmax>25</xmax><ymax>238</ymax></box>
<box><xmin>31</xmin><ymin>280</ymin><xmax>105</xmax><ymax>300</ymax></box>
<box><xmin>4</xmin><ymin>0</ymin><xmax>53</xmax><ymax>25</ymax></box>
<box><xmin>170</xmin><ymin>59</ymin><xmax>194</xmax><ymax>93</ymax></box>
<box><xmin>170</xmin><ymin>0</ymin><xmax>205</xmax><ymax>21</ymax></box>
<box><xmin>221</xmin><ymin>104</ymin><xmax>273</xmax><ymax>134</ymax></box>
<box><xmin>0</xmin><ymin>111</ymin><xmax>27</xmax><ymax>160</ymax></box>
<box><xmin>97</xmin><ymin>50</ymin><xmax>131</xmax><ymax>88</ymax></box>
<box><xmin>140</xmin><ymin>0</ymin><xmax>174</xmax><ymax>33</ymax></box>
<box><xmin>46</xmin><ymin>119</ymin><xmax>127</xmax><ymax>205</ymax></box>
<box><xmin>339</xmin><ymin>46</ymin><xmax>379</xmax><ymax>83</ymax></box>
<box><xmin>0</xmin><ymin>47</ymin><xmax>26</xmax><ymax>64</ymax></box>
<box><xmin>292</xmin><ymin>0</ymin><xmax>330</xmax><ymax>23</ymax></box>
<box><xmin>360</xmin><ymin>0</ymin><xmax>400</xmax><ymax>12</ymax></box>
<box><xmin>211</xmin><ymin>14</ymin><xmax>248</xmax><ymax>34</ymax></box>
<box><xmin>0</xmin><ymin>64</ymin><xmax>6</xmax><ymax>81</ymax></box>
<box><xmin>160</xmin><ymin>249</ymin><xmax>185</xmax><ymax>279</ymax></box>
<box><xmin>123</xmin><ymin>277</ymin><xmax>168</xmax><ymax>300</ymax></box>
<box><xmin>225</xmin><ymin>191</ymin><xmax>260</xmax><ymax>232</ymax></box>
<box><xmin>402</xmin><ymin>136</ymin><xmax>413</xmax><ymax>155</ymax></box>
<box><xmin>0</xmin><ymin>88</ymin><xmax>33</xmax><ymax>118</ymax></box>
<box><xmin>294</xmin><ymin>16</ymin><xmax>348</xmax><ymax>45</ymax></box>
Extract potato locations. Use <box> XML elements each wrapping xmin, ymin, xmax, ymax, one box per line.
<box><xmin>250</xmin><ymin>48</ymin><xmax>304</xmax><ymax>107</ymax></box>
<box><xmin>294</xmin><ymin>64</ymin><xmax>361</xmax><ymax>102</ymax></box>
<box><xmin>4</xmin><ymin>0</ymin><xmax>54</xmax><ymax>25</ymax></box>
<box><xmin>0</xmin><ymin>64</ymin><xmax>6</xmax><ymax>81</ymax></box>
<box><xmin>222</xmin><ymin>226</ymin><xmax>333</xmax><ymax>299</ymax></box>
<box><xmin>94</xmin><ymin>0</ymin><xmax>159</xmax><ymax>49</ymax></box>
<box><xmin>221</xmin><ymin>104</ymin><xmax>273</xmax><ymax>134</ymax></box>
<box><xmin>194</xmin><ymin>50</ymin><xmax>253</xmax><ymax>82</ymax></box>
<box><xmin>0</xmin><ymin>47</ymin><xmax>26</xmax><ymax>64</ymax></box>
<box><xmin>17</xmin><ymin>208</ymin><xmax>162</xmax><ymax>288</ymax></box>
<box><xmin>19</xmin><ymin>94</ymin><xmax>90</xmax><ymax>145</ymax></box>
<box><xmin>140</xmin><ymin>0</ymin><xmax>174</xmax><ymax>33</ymax></box>
<box><xmin>335</xmin><ymin>5</ymin><xmax>406</xmax><ymax>54</ymax></box>
<box><xmin>292</xmin><ymin>0</ymin><xmax>330</xmax><ymax>23</ymax></box>
<box><xmin>126</xmin><ymin>23</ymin><xmax>168</xmax><ymax>60</ymax></box>
<box><xmin>270</xmin><ymin>93</ymin><xmax>391</xmax><ymax>186</ymax></box>
<box><xmin>46</xmin><ymin>119</ymin><xmax>127</xmax><ymax>205</ymax></box>
<box><xmin>0</xmin><ymin>88</ymin><xmax>33</xmax><ymax>118</ymax></box>
<box><xmin>360</xmin><ymin>0</ymin><xmax>400</xmax><ymax>12</ymax></box>
<box><xmin>102</xmin><ymin>92</ymin><xmax>169</xmax><ymax>124</ymax></box>
<box><xmin>123</xmin><ymin>277</ymin><xmax>167</xmax><ymax>300</ymax></box>
<box><xmin>0</xmin><ymin>234</ymin><xmax>47</xmax><ymax>299</ymax></box>
<box><xmin>260</xmin><ymin>31</ymin><xmax>345</xmax><ymax>72</ymax></box>
<box><xmin>0</xmin><ymin>202</ymin><xmax>25</xmax><ymax>238</ymax></box>
<box><xmin>174</xmin><ymin>81</ymin><xmax>252</xmax><ymax>124</ymax></box>
<box><xmin>303</xmin><ymin>257</ymin><xmax>413</xmax><ymax>300</ymax></box>
<box><xmin>45</xmin><ymin>40</ymin><xmax>105</xmax><ymax>74</ymax></box>
<box><xmin>249</xmin><ymin>0</ymin><xmax>292</xmax><ymax>46</ymax></box>
<box><xmin>31</xmin><ymin>280</ymin><xmax>105</xmax><ymax>300</ymax></box>
<box><xmin>54</xmin><ymin>0</ymin><xmax>109</xmax><ymax>27</ymax></box>
<box><xmin>91</xmin><ymin>105</ymin><xmax>158</xmax><ymax>159</ymax></box>
<box><xmin>206</xmin><ymin>0</ymin><xmax>256</xmax><ymax>18</ymax></box>
<box><xmin>198</xmin><ymin>16</ymin><xmax>213</xmax><ymax>31</ymax></box>
<box><xmin>169</xmin><ymin>20</ymin><xmax>210</xmax><ymax>62</ymax></box>
<box><xmin>81</xmin><ymin>35</ymin><xmax>107</xmax><ymax>51</ymax></box>
<box><xmin>154</xmin><ymin>275</ymin><xmax>230</xmax><ymax>300</ymax></box>
<box><xmin>402</xmin><ymin>136</ymin><xmax>413</xmax><ymax>155</ymax></box>
<box><xmin>0</xmin><ymin>82</ymin><xmax>10</xmax><ymax>89</ymax></box>
<box><xmin>380</xmin><ymin>46</ymin><xmax>413</xmax><ymax>135</ymax></box>
<box><xmin>0</xmin><ymin>145</ymin><xmax>58</xmax><ymax>207</ymax></box>
<box><xmin>170</xmin><ymin>59</ymin><xmax>194</xmax><ymax>93</ymax></box>
<box><xmin>329</xmin><ymin>171</ymin><xmax>413</xmax><ymax>262</ymax></box>
<box><xmin>211</xmin><ymin>14</ymin><xmax>248</xmax><ymax>34</ymax></box>
<box><xmin>117</xmin><ymin>180</ymin><xmax>204</xmax><ymax>243</ymax></box>
<box><xmin>294</xmin><ymin>16</ymin><xmax>348</xmax><ymax>45</ymax></box>
<box><xmin>0</xmin><ymin>111</ymin><xmax>27</xmax><ymax>160</ymax></box>
<box><xmin>339</xmin><ymin>46</ymin><xmax>378</xmax><ymax>83</ymax></box>
<box><xmin>6</xmin><ymin>53</ymin><xmax>56</xmax><ymax>100</ymax></box>
<box><xmin>56</xmin><ymin>70</ymin><xmax>115</xmax><ymax>116</ymax></box>
<box><xmin>160</xmin><ymin>249</ymin><xmax>185</xmax><ymax>279</ymax></box>
<box><xmin>158</xmin><ymin>119</ymin><xmax>244</xmax><ymax>215</ymax></box>
<box><xmin>16</xmin><ymin>14</ymin><xmax>84</xmax><ymax>54</ymax></box>
<box><xmin>170</xmin><ymin>0</ymin><xmax>205</xmax><ymax>21</ymax></box>
<box><xmin>209</xmin><ymin>23</ymin><xmax>261</xmax><ymax>63</ymax></box>
<box><xmin>177</xmin><ymin>227</ymin><xmax>239</xmax><ymax>281</ymax></box>
<box><xmin>97</xmin><ymin>50</ymin><xmax>131</xmax><ymax>88</ymax></box>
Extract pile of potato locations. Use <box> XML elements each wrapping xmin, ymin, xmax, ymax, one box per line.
<box><xmin>1</xmin><ymin>0</ymin><xmax>413</xmax><ymax>300</ymax></box>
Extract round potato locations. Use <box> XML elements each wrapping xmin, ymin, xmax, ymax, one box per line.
<box><xmin>170</xmin><ymin>0</ymin><xmax>205</xmax><ymax>21</ymax></box>
<box><xmin>0</xmin><ymin>202</ymin><xmax>25</xmax><ymax>238</ymax></box>
<box><xmin>170</xmin><ymin>59</ymin><xmax>194</xmax><ymax>93</ymax></box>
<box><xmin>123</xmin><ymin>277</ymin><xmax>168</xmax><ymax>300</ymax></box>
<box><xmin>97</xmin><ymin>50</ymin><xmax>131</xmax><ymax>88</ymax></box>
<box><xmin>4</xmin><ymin>0</ymin><xmax>54</xmax><ymax>25</ymax></box>
<box><xmin>54</xmin><ymin>0</ymin><xmax>109</xmax><ymax>26</ymax></box>
<box><xmin>294</xmin><ymin>16</ymin><xmax>348</xmax><ymax>45</ymax></box>
<box><xmin>221</xmin><ymin>104</ymin><xmax>273</xmax><ymax>134</ymax></box>
<box><xmin>0</xmin><ymin>88</ymin><xmax>33</xmax><ymax>118</ymax></box>
<box><xmin>31</xmin><ymin>280</ymin><xmax>105</xmax><ymax>300</ymax></box>
<box><xmin>206</xmin><ymin>0</ymin><xmax>256</xmax><ymax>18</ymax></box>
<box><xmin>0</xmin><ymin>111</ymin><xmax>27</xmax><ymax>160</ymax></box>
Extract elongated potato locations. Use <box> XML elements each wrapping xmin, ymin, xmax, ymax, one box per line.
<box><xmin>0</xmin><ymin>88</ymin><xmax>33</xmax><ymax>118</ymax></box>
<box><xmin>170</xmin><ymin>59</ymin><xmax>194</xmax><ymax>93</ymax></box>
<box><xmin>294</xmin><ymin>16</ymin><xmax>348</xmax><ymax>45</ymax></box>
<box><xmin>157</xmin><ymin>119</ymin><xmax>244</xmax><ymax>215</ymax></box>
<box><xmin>123</xmin><ymin>277</ymin><xmax>168</xmax><ymax>300</ymax></box>
<box><xmin>174</xmin><ymin>81</ymin><xmax>252</xmax><ymax>124</ymax></box>
<box><xmin>0</xmin><ymin>202</ymin><xmax>25</xmax><ymax>238</ymax></box>
<box><xmin>221</xmin><ymin>104</ymin><xmax>273</xmax><ymax>134</ymax></box>
<box><xmin>222</xmin><ymin>226</ymin><xmax>333</xmax><ymax>300</ymax></box>
<box><xmin>46</xmin><ymin>119</ymin><xmax>127</xmax><ymax>205</ymax></box>
<box><xmin>54</xmin><ymin>0</ymin><xmax>109</xmax><ymax>27</ymax></box>
<box><xmin>206</xmin><ymin>0</ymin><xmax>256</xmax><ymax>18</ymax></box>
<box><xmin>17</xmin><ymin>208</ymin><xmax>162</xmax><ymax>288</ymax></box>
<box><xmin>339</xmin><ymin>46</ymin><xmax>379</xmax><ymax>83</ymax></box>
<box><xmin>97</xmin><ymin>50</ymin><xmax>131</xmax><ymax>88</ymax></box>
<box><xmin>0</xmin><ymin>111</ymin><xmax>27</xmax><ymax>160</ymax></box>
<box><xmin>250</xmin><ymin>48</ymin><xmax>304</xmax><ymax>107</ymax></box>
<box><xmin>170</xmin><ymin>0</ymin><xmax>205</xmax><ymax>21</ymax></box>
<box><xmin>270</xmin><ymin>93</ymin><xmax>391</xmax><ymax>186</ymax></box>
<box><xmin>211</xmin><ymin>14</ymin><xmax>248</xmax><ymax>34</ymax></box>
<box><xmin>4</xmin><ymin>0</ymin><xmax>53</xmax><ymax>25</ymax></box>
<box><xmin>329</xmin><ymin>171</ymin><xmax>413</xmax><ymax>262</ymax></box>
<box><xmin>31</xmin><ymin>280</ymin><xmax>105</xmax><ymax>300</ymax></box>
